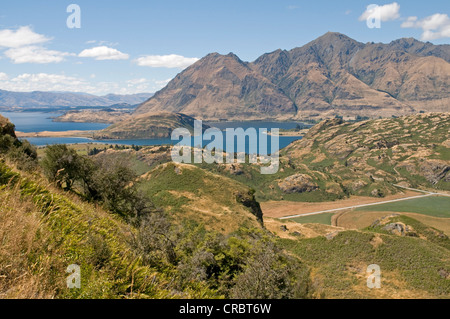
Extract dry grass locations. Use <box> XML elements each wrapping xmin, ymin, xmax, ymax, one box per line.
<box><xmin>0</xmin><ymin>184</ymin><xmax>65</xmax><ymax>298</ymax></box>
<box><xmin>264</xmin><ymin>217</ymin><xmax>344</xmax><ymax>239</ymax></box>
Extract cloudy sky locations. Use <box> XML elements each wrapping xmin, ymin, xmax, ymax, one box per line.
<box><xmin>0</xmin><ymin>0</ymin><xmax>448</xmax><ymax>95</ymax></box>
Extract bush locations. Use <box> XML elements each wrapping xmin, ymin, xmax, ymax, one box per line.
<box><xmin>40</xmin><ymin>145</ymin><xmax>155</xmax><ymax>219</ymax></box>
<box><xmin>133</xmin><ymin>217</ymin><xmax>313</xmax><ymax>298</ymax></box>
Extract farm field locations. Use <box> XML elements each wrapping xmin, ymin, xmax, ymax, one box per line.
<box><xmin>260</xmin><ymin>191</ymin><xmax>421</xmax><ymax>218</ymax></box>
<box><xmin>355</xmin><ymin>196</ymin><xmax>450</xmax><ymax>218</ymax></box>
<box><xmin>290</xmin><ymin>213</ymin><xmax>334</xmax><ymax>225</ymax></box>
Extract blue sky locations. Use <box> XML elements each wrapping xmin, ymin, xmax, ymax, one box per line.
<box><xmin>0</xmin><ymin>0</ymin><xmax>448</xmax><ymax>95</ymax></box>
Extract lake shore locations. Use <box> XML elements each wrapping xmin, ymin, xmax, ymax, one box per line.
<box><xmin>16</xmin><ymin>130</ymin><xmax>96</xmax><ymax>138</ymax></box>
<box><xmin>266</xmin><ymin>128</ymin><xmax>309</xmax><ymax>136</ymax></box>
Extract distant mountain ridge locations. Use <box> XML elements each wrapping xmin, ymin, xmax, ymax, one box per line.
<box><xmin>0</xmin><ymin>90</ymin><xmax>153</xmax><ymax>108</ymax></box>
<box><xmin>136</xmin><ymin>32</ymin><xmax>450</xmax><ymax>120</ymax></box>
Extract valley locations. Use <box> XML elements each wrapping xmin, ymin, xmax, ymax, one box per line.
<box><xmin>0</xmin><ymin>28</ymin><xmax>449</xmax><ymax>301</ymax></box>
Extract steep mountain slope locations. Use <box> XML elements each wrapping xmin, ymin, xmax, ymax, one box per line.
<box><xmin>136</xmin><ymin>32</ymin><xmax>449</xmax><ymax>120</ymax></box>
<box><xmin>135</xmin><ymin>53</ymin><xmax>296</xmax><ymax>120</ymax></box>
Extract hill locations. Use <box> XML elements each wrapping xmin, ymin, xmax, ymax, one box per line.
<box><xmin>54</xmin><ymin>109</ymin><xmax>132</xmax><ymax>124</ymax></box>
<box><xmin>138</xmin><ymin>162</ymin><xmax>263</xmax><ymax>233</ymax></box>
<box><xmin>136</xmin><ymin>32</ymin><xmax>450</xmax><ymax>120</ymax></box>
<box><xmin>280</xmin><ymin>214</ymin><xmax>450</xmax><ymax>298</ymax></box>
<box><xmin>192</xmin><ymin>113</ymin><xmax>450</xmax><ymax>202</ymax></box>
<box><xmin>0</xmin><ymin>90</ymin><xmax>152</xmax><ymax>108</ymax></box>
<box><xmin>93</xmin><ymin>111</ymin><xmax>208</xmax><ymax>139</ymax></box>
<box><xmin>0</xmin><ymin>115</ymin><xmax>313</xmax><ymax>299</ymax></box>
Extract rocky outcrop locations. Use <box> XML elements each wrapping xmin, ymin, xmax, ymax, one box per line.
<box><xmin>278</xmin><ymin>174</ymin><xmax>318</xmax><ymax>194</ymax></box>
<box><xmin>383</xmin><ymin>222</ymin><xmax>418</xmax><ymax>237</ymax></box>
<box><xmin>235</xmin><ymin>190</ymin><xmax>263</xmax><ymax>223</ymax></box>
<box><xmin>419</xmin><ymin>159</ymin><xmax>450</xmax><ymax>185</ymax></box>
<box><xmin>0</xmin><ymin>114</ymin><xmax>16</xmax><ymax>138</ymax></box>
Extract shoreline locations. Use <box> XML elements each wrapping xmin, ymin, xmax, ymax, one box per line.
<box><xmin>16</xmin><ymin>130</ymin><xmax>96</xmax><ymax>138</ymax></box>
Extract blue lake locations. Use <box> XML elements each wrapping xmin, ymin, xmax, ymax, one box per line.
<box><xmin>0</xmin><ymin>112</ymin><xmax>110</xmax><ymax>132</ymax></box>
<box><xmin>1</xmin><ymin>112</ymin><xmax>308</xmax><ymax>152</ymax></box>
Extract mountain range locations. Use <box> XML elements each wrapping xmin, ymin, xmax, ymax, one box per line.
<box><xmin>0</xmin><ymin>91</ymin><xmax>152</xmax><ymax>108</ymax></box>
<box><xmin>136</xmin><ymin>32</ymin><xmax>450</xmax><ymax>120</ymax></box>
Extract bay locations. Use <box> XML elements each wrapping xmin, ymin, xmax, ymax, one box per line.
<box><xmin>2</xmin><ymin>112</ymin><xmax>308</xmax><ymax>153</ymax></box>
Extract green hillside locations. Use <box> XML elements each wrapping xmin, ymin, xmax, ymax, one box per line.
<box><xmin>280</xmin><ymin>215</ymin><xmax>450</xmax><ymax>298</ymax></box>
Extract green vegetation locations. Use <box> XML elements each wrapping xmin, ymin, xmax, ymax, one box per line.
<box><xmin>196</xmin><ymin>114</ymin><xmax>450</xmax><ymax>202</ymax></box>
<box><xmin>356</xmin><ymin>196</ymin><xmax>450</xmax><ymax>218</ymax></box>
<box><xmin>0</xmin><ymin>115</ymin><xmax>312</xmax><ymax>299</ymax></box>
<box><xmin>290</xmin><ymin>213</ymin><xmax>334</xmax><ymax>225</ymax></box>
<box><xmin>2</xmin><ymin>113</ymin><xmax>450</xmax><ymax>299</ymax></box>
<box><xmin>280</xmin><ymin>227</ymin><xmax>450</xmax><ymax>298</ymax></box>
<box><xmin>139</xmin><ymin>162</ymin><xmax>263</xmax><ymax>232</ymax></box>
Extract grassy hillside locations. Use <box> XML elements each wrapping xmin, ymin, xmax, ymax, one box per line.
<box><xmin>195</xmin><ymin>113</ymin><xmax>450</xmax><ymax>202</ymax></box>
<box><xmin>0</xmin><ymin>161</ymin><xmax>183</xmax><ymax>298</ymax></box>
<box><xmin>0</xmin><ymin>115</ymin><xmax>312</xmax><ymax>299</ymax></box>
<box><xmin>139</xmin><ymin>162</ymin><xmax>263</xmax><ymax>233</ymax></box>
<box><xmin>280</xmin><ymin>215</ymin><xmax>450</xmax><ymax>298</ymax></box>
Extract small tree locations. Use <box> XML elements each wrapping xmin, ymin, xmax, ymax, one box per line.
<box><xmin>41</xmin><ymin>144</ymin><xmax>83</xmax><ymax>190</ymax></box>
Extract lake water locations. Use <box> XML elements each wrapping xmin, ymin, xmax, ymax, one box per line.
<box><xmin>1</xmin><ymin>111</ymin><xmax>109</xmax><ymax>132</ymax></box>
<box><xmin>1</xmin><ymin>112</ymin><xmax>308</xmax><ymax>152</ymax></box>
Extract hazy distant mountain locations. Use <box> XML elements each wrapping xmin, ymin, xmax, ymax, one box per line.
<box><xmin>136</xmin><ymin>32</ymin><xmax>450</xmax><ymax>120</ymax></box>
<box><xmin>0</xmin><ymin>90</ymin><xmax>153</xmax><ymax>108</ymax></box>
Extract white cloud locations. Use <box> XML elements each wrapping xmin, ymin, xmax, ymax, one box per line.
<box><xmin>4</xmin><ymin>46</ymin><xmax>72</xmax><ymax>64</ymax></box>
<box><xmin>2</xmin><ymin>73</ymin><xmax>91</xmax><ymax>92</ymax></box>
<box><xmin>0</xmin><ymin>26</ymin><xmax>74</xmax><ymax>64</ymax></box>
<box><xmin>135</xmin><ymin>54</ymin><xmax>199</xmax><ymax>69</ymax></box>
<box><xmin>401</xmin><ymin>16</ymin><xmax>418</xmax><ymax>28</ymax></box>
<box><xmin>79</xmin><ymin>46</ymin><xmax>129</xmax><ymax>60</ymax></box>
<box><xmin>0</xmin><ymin>26</ymin><xmax>51</xmax><ymax>48</ymax></box>
<box><xmin>359</xmin><ymin>2</ymin><xmax>400</xmax><ymax>22</ymax></box>
<box><xmin>0</xmin><ymin>73</ymin><xmax>166</xmax><ymax>95</ymax></box>
<box><xmin>402</xmin><ymin>13</ymin><xmax>450</xmax><ymax>41</ymax></box>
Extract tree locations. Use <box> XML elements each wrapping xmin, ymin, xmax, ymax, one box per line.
<box><xmin>41</xmin><ymin>144</ymin><xmax>84</xmax><ymax>190</ymax></box>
